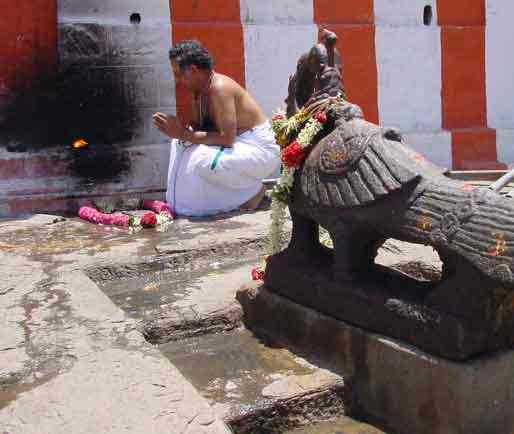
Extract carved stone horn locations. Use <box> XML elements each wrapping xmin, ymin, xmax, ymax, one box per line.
<box><xmin>319</xmin><ymin>28</ymin><xmax>338</xmax><ymax>68</ymax></box>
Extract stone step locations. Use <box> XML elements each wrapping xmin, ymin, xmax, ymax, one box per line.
<box><xmin>162</xmin><ymin>328</ymin><xmax>347</xmax><ymax>432</ymax></box>
<box><xmin>0</xmin><ymin>143</ymin><xmax>169</xmax><ymax>217</ymax></box>
<box><xmin>93</xmin><ymin>245</ymin><xmax>353</xmax><ymax>433</ymax></box>
<box><xmin>284</xmin><ymin>416</ymin><xmax>387</xmax><ymax>434</ymax></box>
<box><xmin>237</xmin><ymin>284</ymin><xmax>514</xmax><ymax>434</ymax></box>
<box><xmin>0</xmin><ymin>187</ymin><xmax>165</xmax><ymax>217</ymax></box>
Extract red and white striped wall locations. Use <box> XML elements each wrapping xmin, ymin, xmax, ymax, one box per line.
<box><xmin>171</xmin><ymin>0</ymin><xmax>513</xmax><ymax>170</ymax></box>
<box><xmin>1</xmin><ymin>0</ymin><xmax>514</xmax><ymax>216</ymax></box>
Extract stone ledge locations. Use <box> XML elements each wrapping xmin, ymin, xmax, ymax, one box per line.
<box><xmin>237</xmin><ymin>285</ymin><xmax>514</xmax><ymax>434</ymax></box>
<box><xmin>227</xmin><ymin>377</ymin><xmax>348</xmax><ymax>434</ymax></box>
<box><xmin>142</xmin><ymin>301</ymin><xmax>243</xmax><ymax>345</ymax></box>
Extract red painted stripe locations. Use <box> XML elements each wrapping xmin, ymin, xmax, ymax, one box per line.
<box><xmin>440</xmin><ymin>27</ymin><xmax>487</xmax><ymax>129</ymax></box>
<box><xmin>0</xmin><ymin>156</ymin><xmax>68</xmax><ymax>180</ymax></box>
<box><xmin>321</xmin><ymin>25</ymin><xmax>379</xmax><ymax>124</ymax></box>
<box><xmin>314</xmin><ymin>0</ymin><xmax>374</xmax><ymax>24</ymax></box>
<box><xmin>171</xmin><ymin>0</ymin><xmax>241</xmax><ymax>23</ymax></box>
<box><xmin>437</xmin><ymin>0</ymin><xmax>485</xmax><ymax>26</ymax></box>
<box><xmin>313</xmin><ymin>1</ymin><xmax>379</xmax><ymax>124</ymax></box>
<box><xmin>170</xmin><ymin>0</ymin><xmax>245</xmax><ymax>123</ymax></box>
<box><xmin>452</xmin><ymin>129</ymin><xmax>506</xmax><ymax>170</ymax></box>
<box><xmin>0</xmin><ymin>0</ymin><xmax>57</xmax><ymax>95</ymax></box>
<box><xmin>438</xmin><ymin>0</ymin><xmax>500</xmax><ymax>169</ymax></box>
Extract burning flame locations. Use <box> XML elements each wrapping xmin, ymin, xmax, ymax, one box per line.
<box><xmin>72</xmin><ymin>138</ymin><xmax>88</xmax><ymax>149</ymax></box>
<box><xmin>487</xmin><ymin>231</ymin><xmax>507</xmax><ymax>257</ymax></box>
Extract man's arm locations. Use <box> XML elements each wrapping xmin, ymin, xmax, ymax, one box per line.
<box><xmin>183</xmin><ymin>85</ymin><xmax>237</xmax><ymax>147</ymax></box>
<box><xmin>153</xmin><ymin>85</ymin><xmax>237</xmax><ymax>148</ymax></box>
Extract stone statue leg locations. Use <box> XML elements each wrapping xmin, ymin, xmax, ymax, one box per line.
<box><xmin>330</xmin><ymin>223</ymin><xmax>383</xmax><ymax>281</ymax></box>
<box><xmin>288</xmin><ymin>209</ymin><xmax>320</xmax><ymax>255</ymax></box>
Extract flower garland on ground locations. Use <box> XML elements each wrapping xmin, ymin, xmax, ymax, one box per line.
<box><xmin>78</xmin><ymin>199</ymin><xmax>174</xmax><ymax>231</ymax></box>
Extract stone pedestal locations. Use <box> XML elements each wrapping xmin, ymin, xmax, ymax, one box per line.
<box><xmin>237</xmin><ymin>285</ymin><xmax>514</xmax><ymax>434</ymax></box>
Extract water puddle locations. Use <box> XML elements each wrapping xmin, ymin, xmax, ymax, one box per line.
<box><xmin>94</xmin><ymin>238</ymin><xmax>352</xmax><ymax>431</ymax></box>
<box><xmin>160</xmin><ymin>328</ymin><xmax>317</xmax><ymax>414</ymax></box>
<box><xmin>98</xmin><ymin>259</ymin><xmax>258</xmax><ymax>319</ymax></box>
<box><xmin>0</xmin><ymin>221</ymin><xmax>129</xmax><ymax>256</ymax></box>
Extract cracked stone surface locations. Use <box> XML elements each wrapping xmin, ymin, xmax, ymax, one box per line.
<box><xmin>0</xmin><ymin>210</ymin><xmax>441</xmax><ymax>434</ymax></box>
<box><xmin>0</xmin><ymin>211</ymin><xmax>277</xmax><ymax>433</ymax></box>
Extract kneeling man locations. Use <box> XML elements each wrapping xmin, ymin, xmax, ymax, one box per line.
<box><xmin>153</xmin><ymin>40</ymin><xmax>280</xmax><ymax>216</ymax></box>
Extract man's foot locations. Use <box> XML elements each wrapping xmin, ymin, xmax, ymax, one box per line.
<box><xmin>240</xmin><ymin>185</ymin><xmax>267</xmax><ymax>211</ymax></box>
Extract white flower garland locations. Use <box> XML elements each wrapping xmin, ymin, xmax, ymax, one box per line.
<box><xmin>268</xmin><ymin>114</ymin><xmax>325</xmax><ymax>254</ymax></box>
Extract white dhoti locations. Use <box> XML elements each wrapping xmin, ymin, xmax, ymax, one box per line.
<box><xmin>166</xmin><ymin>121</ymin><xmax>280</xmax><ymax>216</ymax></box>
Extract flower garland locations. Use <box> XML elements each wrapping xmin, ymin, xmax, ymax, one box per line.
<box><xmin>267</xmin><ymin>108</ymin><xmax>328</xmax><ymax>256</ymax></box>
<box><xmin>249</xmin><ymin>108</ymin><xmax>329</xmax><ymax>281</ymax></box>
<box><xmin>78</xmin><ymin>199</ymin><xmax>174</xmax><ymax>230</ymax></box>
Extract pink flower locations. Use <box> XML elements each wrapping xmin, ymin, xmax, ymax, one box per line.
<box><xmin>281</xmin><ymin>141</ymin><xmax>307</xmax><ymax>168</ymax></box>
<box><xmin>142</xmin><ymin>199</ymin><xmax>174</xmax><ymax>219</ymax></box>
<box><xmin>251</xmin><ymin>267</ymin><xmax>265</xmax><ymax>281</ymax></box>
<box><xmin>78</xmin><ymin>206</ymin><xmax>129</xmax><ymax>227</ymax></box>
<box><xmin>140</xmin><ymin>212</ymin><xmax>157</xmax><ymax>228</ymax></box>
<box><xmin>272</xmin><ymin>113</ymin><xmax>286</xmax><ymax>122</ymax></box>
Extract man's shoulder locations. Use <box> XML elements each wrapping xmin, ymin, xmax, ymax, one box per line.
<box><xmin>211</xmin><ymin>73</ymin><xmax>243</xmax><ymax>96</ymax></box>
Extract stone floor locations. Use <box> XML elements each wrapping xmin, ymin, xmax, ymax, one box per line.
<box><xmin>0</xmin><ymin>211</ymin><xmax>279</xmax><ymax>434</ymax></box>
<box><xmin>0</xmin><ymin>209</ymin><xmax>445</xmax><ymax>433</ymax></box>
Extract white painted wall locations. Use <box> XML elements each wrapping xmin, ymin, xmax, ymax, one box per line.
<box><xmin>242</xmin><ymin>0</ymin><xmax>316</xmax><ymax>116</ymax></box>
<box><xmin>403</xmin><ymin>131</ymin><xmax>453</xmax><ymax>169</ymax></box>
<box><xmin>375</xmin><ymin>26</ymin><xmax>442</xmax><ymax>132</ymax></box>
<box><xmin>496</xmin><ymin>129</ymin><xmax>514</xmax><ymax>168</ymax></box>
<box><xmin>244</xmin><ymin>25</ymin><xmax>317</xmax><ymax>116</ymax></box>
<box><xmin>486</xmin><ymin>0</ymin><xmax>514</xmax><ymax>129</ymax></box>
<box><xmin>375</xmin><ymin>0</ymin><xmax>438</xmax><ymax>26</ymax></box>
<box><xmin>58</xmin><ymin>0</ymin><xmax>171</xmax><ymax>24</ymax></box>
<box><xmin>240</xmin><ymin>0</ymin><xmax>314</xmax><ymax>24</ymax></box>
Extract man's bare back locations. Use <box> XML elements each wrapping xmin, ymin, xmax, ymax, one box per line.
<box><xmin>192</xmin><ymin>73</ymin><xmax>267</xmax><ymax>136</ymax></box>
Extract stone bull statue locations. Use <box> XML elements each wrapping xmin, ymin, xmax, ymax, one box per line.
<box><xmin>265</xmin><ymin>30</ymin><xmax>514</xmax><ymax>361</ymax></box>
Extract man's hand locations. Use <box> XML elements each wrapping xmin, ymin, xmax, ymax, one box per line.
<box><xmin>153</xmin><ymin>113</ymin><xmax>186</xmax><ymax>140</ymax></box>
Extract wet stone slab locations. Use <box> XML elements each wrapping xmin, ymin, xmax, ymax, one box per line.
<box><xmin>97</xmin><ymin>260</ymin><xmax>258</xmax><ymax>320</ymax></box>
<box><xmin>161</xmin><ymin>329</ymin><xmax>314</xmax><ymax>410</ymax></box>
<box><xmin>160</xmin><ymin>328</ymin><xmax>346</xmax><ymax>428</ymax></box>
<box><xmin>95</xmin><ymin>253</ymin><xmax>349</xmax><ymax>431</ymax></box>
<box><xmin>0</xmin><ymin>212</ymin><xmax>286</xmax><ymax>434</ymax></box>
<box><xmin>284</xmin><ymin>416</ymin><xmax>387</xmax><ymax>434</ymax></box>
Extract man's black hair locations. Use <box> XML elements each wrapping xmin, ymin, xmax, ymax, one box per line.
<box><xmin>169</xmin><ymin>40</ymin><xmax>213</xmax><ymax>71</ymax></box>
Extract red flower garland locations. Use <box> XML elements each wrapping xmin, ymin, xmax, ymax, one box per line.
<box><xmin>313</xmin><ymin>111</ymin><xmax>327</xmax><ymax>124</ymax></box>
<box><xmin>251</xmin><ymin>267</ymin><xmax>265</xmax><ymax>281</ymax></box>
<box><xmin>271</xmin><ymin>113</ymin><xmax>286</xmax><ymax>122</ymax></box>
<box><xmin>281</xmin><ymin>141</ymin><xmax>307</xmax><ymax>168</ymax></box>
<box><xmin>78</xmin><ymin>199</ymin><xmax>174</xmax><ymax>228</ymax></box>
<box><xmin>140</xmin><ymin>212</ymin><xmax>157</xmax><ymax>228</ymax></box>
<box><xmin>78</xmin><ymin>207</ymin><xmax>129</xmax><ymax>227</ymax></box>
<box><xmin>142</xmin><ymin>199</ymin><xmax>174</xmax><ymax>219</ymax></box>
